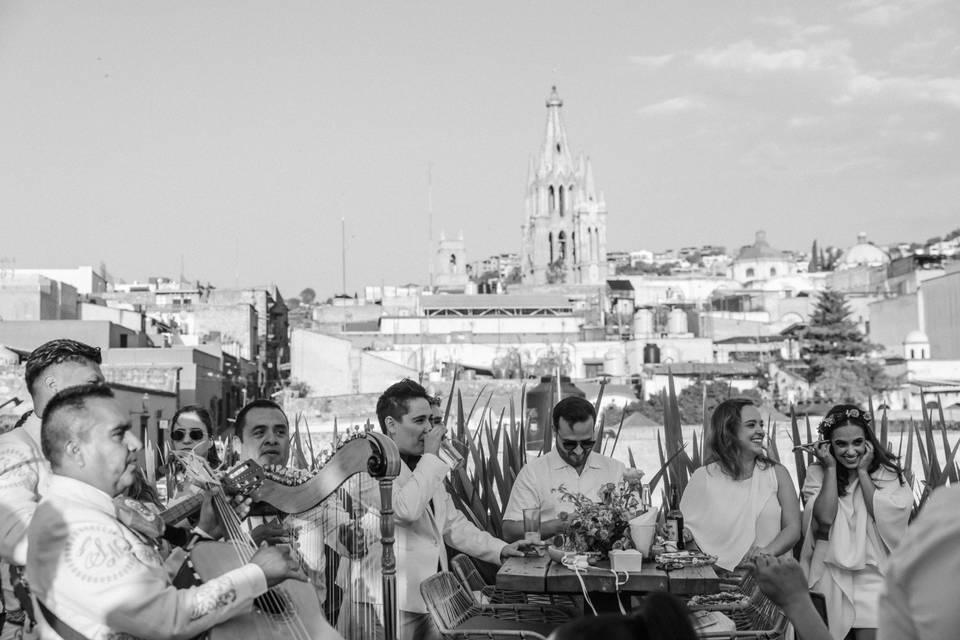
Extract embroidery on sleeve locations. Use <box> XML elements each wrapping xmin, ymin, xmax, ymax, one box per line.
<box><xmin>189</xmin><ymin>575</ymin><xmax>238</xmax><ymax>620</ymax></box>
<box><xmin>0</xmin><ymin>446</ymin><xmax>38</xmax><ymax>490</ymax></box>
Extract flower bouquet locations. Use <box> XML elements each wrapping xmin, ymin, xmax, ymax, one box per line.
<box><xmin>552</xmin><ymin>480</ymin><xmax>645</xmax><ymax>559</ymax></box>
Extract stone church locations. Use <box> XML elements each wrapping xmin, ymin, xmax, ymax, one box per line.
<box><xmin>520</xmin><ymin>87</ymin><xmax>608</xmax><ymax>286</ymax></box>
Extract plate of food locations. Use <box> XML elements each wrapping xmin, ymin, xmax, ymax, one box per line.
<box><xmin>687</xmin><ymin>591</ymin><xmax>751</xmax><ymax>610</ymax></box>
<box><xmin>654</xmin><ymin>550</ymin><xmax>718</xmax><ymax>567</ymax></box>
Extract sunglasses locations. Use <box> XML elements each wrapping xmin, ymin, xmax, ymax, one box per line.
<box><xmin>559</xmin><ymin>438</ymin><xmax>595</xmax><ymax>453</ymax></box>
<box><xmin>171</xmin><ymin>428</ymin><xmax>206</xmax><ymax>442</ymax></box>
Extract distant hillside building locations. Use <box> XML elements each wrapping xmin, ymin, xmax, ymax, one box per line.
<box><xmin>521</xmin><ymin>87</ymin><xmax>608</xmax><ymax>286</ymax></box>
<box><xmin>730</xmin><ymin>231</ymin><xmax>797</xmax><ymax>286</ymax></box>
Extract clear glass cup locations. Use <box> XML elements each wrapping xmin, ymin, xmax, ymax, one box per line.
<box><xmin>437</xmin><ymin>437</ymin><xmax>465</xmax><ymax>470</ymax></box>
<box><xmin>522</xmin><ymin>507</ymin><xmax>542</xmax><ymax>543</ymax></box>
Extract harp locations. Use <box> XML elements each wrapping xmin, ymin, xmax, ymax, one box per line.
<box><xmin>252</xmin><ymin>430</ymin><xmax>402</xmax><ymax>640</ymax></box>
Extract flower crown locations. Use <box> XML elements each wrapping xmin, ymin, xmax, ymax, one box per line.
<box><xmin>818</xmin><ymin>408</ymin><xmax>872</xmax><ymax>436</ymax></box>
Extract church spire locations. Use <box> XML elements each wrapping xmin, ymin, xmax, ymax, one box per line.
<box><xmin>538</xmin><ymin>86</ymin><xmax>574</xmax><ymax>177</ymax></box>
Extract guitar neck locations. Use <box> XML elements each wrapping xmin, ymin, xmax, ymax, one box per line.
<box><xmin>161</xmin><ymin>492</ymin><xmax>205</xmax><ymax>525</ymax></box>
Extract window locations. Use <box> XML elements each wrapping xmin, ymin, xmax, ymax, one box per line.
<box><xmin>548</xmin><ymin>186</ymin><xmax>555</xmax><ymax>212</ymax></box>
<box><xmin>770</xmin><ymin>268</ymin><xmax>777</xmax><ymax>276</ymax></box>
<box><xmin>746</xmin><ymin>268</ymin><xmax>755</xmax><ymax>278</ymax></box>
<box><xmin>559</xmin><ymin>186</ymin><xmax>564</xmax><ymax>216</ymax></box>
<box><xmin>549</xmin><ymin>232</ymin><xmax>554</xmax><ymax>263</ymax></box>
<box><xmin>119</xmin><ymin>334</ymin><xmax>128</xmax><ymax>348</ymax></box>
<box><xmin>558</xmin><ymin>231</ymin><xmax>567</xmax><ymax>262</ymax></box>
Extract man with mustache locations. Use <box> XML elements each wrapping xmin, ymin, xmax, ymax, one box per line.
<box><xmin>27</xmin><ymin>384</ymin><xmax>304</xmax><ymax>640</ymax></box>
<box><xmin>0</xmin><ymin>339</ymin><xmax>104</xmax><ymax>639</ymax></box>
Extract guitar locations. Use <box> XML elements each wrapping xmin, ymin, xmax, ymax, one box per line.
<box><xmin>159</xmin><ymin>459</ymin><xmax>265</xmax><ymax>526</ymax></box>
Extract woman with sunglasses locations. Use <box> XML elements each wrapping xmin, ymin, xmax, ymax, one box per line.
<box><xmin>680</xmin><ymin>398</ymin><xmax>801</xmax><ymax>571</ymax></box>
<box><xmin>800</xmin><ymin>404</ymin><xmax>910</xmax><ymax>640</ymax></box>
<box><xmin>165</xmin><ymin>405</ymin><xmax>221</xmax><ymax>501</ymax></box>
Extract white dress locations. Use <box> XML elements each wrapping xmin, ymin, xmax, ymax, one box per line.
<box><xmin>800</xmin><ymin>464</ymin><xmax>912</xmax><ymax>640</ymax></box>
<box><xmin>681</xmin><ymin>461</ymin><xmax>782</xmax><ymax>571</ymax></box>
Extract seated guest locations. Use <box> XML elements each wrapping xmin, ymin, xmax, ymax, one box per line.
<box><xmin>26</xmin><ymin>384</ymin><xmax>303</xmax><ymax>640</ymax></box>
<box><xmin>503</xmin><ymin>396</ymin><xmax>635</xmax><ymax>543</ymax></box>
<box><xmin>340</xmin><ymin>379</ymin><xmax>532</xmax><ymax>640</ymax></box>
<box><xmin>547</xmin><ymin>593</ymin><xmax>698</xmax><ymax>640</ymax></box>
<box><xmin>0</xmin><ymin>339</ymin><xmax>104</xmax><ymax>638</ymax></box>
<box><xmin>801</xmin><ymin>404</ymin><xmax>912</xmax><ymax>640</ymax></box>
<box><xmin>681</xmin><ymin>398</ymin><xmax>801</xmax><ymax>571</ymax></box>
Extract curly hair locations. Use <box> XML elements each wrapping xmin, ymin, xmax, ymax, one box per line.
<box><xmin>818</xmin><ymin>403</ymin><xmax>903</xmax><ymax>496</ymax></box>
<box><xmin>706</xmin><ymin>398</ymin><xmax>775</xmax><ymax>480</ymax></box>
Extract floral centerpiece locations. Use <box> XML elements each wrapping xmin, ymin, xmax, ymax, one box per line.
<box><xmin>553</xmin><ymin>480</ymin><xmax>645</xmax><ymax>559</ymax></box>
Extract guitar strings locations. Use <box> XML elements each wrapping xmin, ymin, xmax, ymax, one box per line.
<box><xmin>213</xmin><ymin>490</ymin><xmax>312</xmax><ymax>640</ymax></box>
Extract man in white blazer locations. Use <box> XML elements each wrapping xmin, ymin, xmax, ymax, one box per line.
<box><xmin>352</xmin><ymin>379</ymin><xmax>531</xmax><ymax>640</ymax></box>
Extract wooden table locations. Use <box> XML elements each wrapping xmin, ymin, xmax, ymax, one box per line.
<box><xmin>497</xmin><ymin>554</ymin><xmax>719</xmax><ymax>598</ymax></box>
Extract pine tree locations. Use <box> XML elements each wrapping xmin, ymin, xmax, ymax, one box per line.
<box><xmin>803</xmin><ymin>289</ymin><xmax>870</xmax><ymax>360</ymax></box>
<box><xmin>808</xmin><ymin>240</ymin><xmax>820</xmax><ymax>272</ymax></box>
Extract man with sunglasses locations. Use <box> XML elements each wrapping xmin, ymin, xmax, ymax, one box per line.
<box><xmin>502</xmin><ymin>396</ymin><xmax>629</xmax><ymax>543</ymax></box>
<box><xmin>0</xmin><ymin>339</ymin><xmax>104</xmax><ymax>639</ymax></box>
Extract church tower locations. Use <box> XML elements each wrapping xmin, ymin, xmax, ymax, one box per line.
<box><xmin>521</xmin><ymin>87</ymin><xmax>608</xmax><ymax>285</ymax></box>
<box><xmin>433</xmin><ymin>229</ymin><xmax>469</xmax><ymax>293</ymax></box>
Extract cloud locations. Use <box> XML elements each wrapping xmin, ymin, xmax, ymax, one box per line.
<box><xmin>636</xmin><ymin>97</ymin><xmax>704</xmax><ymax>116</ymax></box>
<box><xmin>628</xmin><ymin>54</ymin><xmax>675</xmax><ymax>68</ymax></box>
<box><xmin>693</xmin><ymin>39</ymin><xmax>854</xmax><ymax>73</ymax></box>
<box><xmin>839</xmin><ymin>73</ymin><xmax>960</xmax><ymax>108</ymax></box>
<box><xmin>843</xmin><ymin>0</ymin><xmax>945</xmax><ymax>28</ymax></box>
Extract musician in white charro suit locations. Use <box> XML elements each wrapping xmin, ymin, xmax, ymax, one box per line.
<box><xmin>340</xmin><ymin>379</ymin><xmax>531</xmax><ymax>640</ymax></box>
<box><xmin>26</xmin><ymin>384</ymin><xmax>306</xmax><ymax>640</ymax></box>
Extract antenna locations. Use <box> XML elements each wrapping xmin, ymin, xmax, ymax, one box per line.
<box><xmin>428</xmin><ymin>163</ymin><xmax>434</xmax><ymax>290</ymax></box>
<box><xmin>341</xmin><ymin>217</ymin><xmax>347</xmax><ymax>295</ymax></box>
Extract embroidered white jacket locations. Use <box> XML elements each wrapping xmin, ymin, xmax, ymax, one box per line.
<box><xmin>0</xmin><ymin>414</ymin><xmax>51</xmax><ymax>566</ymax></box>
<box><xmin>27</xmin><ymin>475</ymin><xmax>268</xmax><ymax>640</ymax></box>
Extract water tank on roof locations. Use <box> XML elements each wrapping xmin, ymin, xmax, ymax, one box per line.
<box><xmin>633</xmin><ymin>308</ymin><xmax>655</xmax><ymax>337</ymax></box>
<box><xmin>604</xmin><ymin>349</ymin><xmax>626</xmax><ymax>376</ymax></box>
<box><xmin>643</xmin><ymin>343</ymin><xmax>661</xmax><ymax>364</ymax></box>
<box><xmin>668</xmin><ymin>308</ymin><xmax>688</xmax><ymax>335</ymax></box>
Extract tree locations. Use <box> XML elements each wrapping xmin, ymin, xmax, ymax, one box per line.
<box><xmin>813</xmin><ymin>359</ymin><xmax>897</xmax><ymax>404</ymax></box>
<box><xmin>629</xmin><ymin>379</ymin><xmax>762</xmax><ymax>424</ymax></box>
<box><xmin>802</xmin><ymin>290</ymin><xmax>872</xmax><ymax>362</ymax></box>
<box><xmin>300</xmin><ymin>288</ymin><xmax>317</xmax><ymax>305</ymax></box>
<box><xmin>808</xmin><ymin>239</ymin><xmax>820</xmax><ymax>272</ymax></box>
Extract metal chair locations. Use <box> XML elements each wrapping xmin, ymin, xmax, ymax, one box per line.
<box><xmin>421</xmin><ymin>572</ymin><xmax>574</xmax><ymax>640</ymax></box>
<box><xmin>450</xmin><ymin>554</ymin><xmax>578</xmax><ymax>613</ymax></box>
<box><xmin>692</xmin><ymin>571</ymin><xmax>789</xmax><ymax>639</ymax></box>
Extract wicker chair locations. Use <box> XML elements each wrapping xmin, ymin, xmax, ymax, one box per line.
<box><xmin>450</xmin><ymin>554</ymin><xmax>579</xmax><ymax>613</ymax></box>
<box><xmin>691</xmin><ymin>571</ymin><xmax>789</xmax><ymax>639</ymax></box>
<box><xmin>421</xmin><ymin>572</ymin><xmax>574</xmax><ymax>640</ymax></box>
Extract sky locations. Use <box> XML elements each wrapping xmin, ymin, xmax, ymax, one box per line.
<box><xmin>1</xmin><ymin>0</ymin><xmax>958</xmax><ymax>298</ymax></box>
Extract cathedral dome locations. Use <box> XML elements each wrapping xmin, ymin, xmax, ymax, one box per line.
<box><xmin>736</xmin><ymin>231</ymin><xmax>786</xmax><ymax>261</ymax></box>
<box><xmin>837</xmin><ymin>233</ymin><xmax>890</xmax><ymax>270</ymax></box>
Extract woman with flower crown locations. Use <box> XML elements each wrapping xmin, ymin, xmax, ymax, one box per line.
<box><xmin>800</xmin><ymin>403</ymin><xmax>912</xmax><ymax>640</ymax></box>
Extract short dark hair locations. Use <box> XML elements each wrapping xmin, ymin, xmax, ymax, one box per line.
<box><xmin>551</xmin><ymin>396</ymin><xmax>596</xmax><ymax>431</ymax></box>
<box><xmin>234</xmin><ymin>398</ymin><xmax>287</xmax><ymax>441</ymax></box>
<box><xmin>25</xmin><ymin>339</ymin><xmax>102</xmax><ymax>393</ymax></box>
<box><xmin>376</xmin><ymin>379</ymin><xmax>431</xmax><ymax>434</ymax></box>
<box><xmin>41</xmin><ymin>383</ymin><xmax>115</xmax><ymax>466</ymax></box>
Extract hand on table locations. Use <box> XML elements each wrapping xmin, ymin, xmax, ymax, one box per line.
<box><xmin>500</xmin><ymin>540</ymin><xmax>537</xmax><ymax>562</ymax></box>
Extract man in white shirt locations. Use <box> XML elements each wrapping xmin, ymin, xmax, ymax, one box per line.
<box><xmin>0</xmin><ymin>339</ymin><xmax>105</xmax><ymax>639</ymax></box>
<box><xmin>27</xmin><ymin>383</ymin><xmax>303</xmax><ymax>640</ymax></box>
<box><xmin>502</xmin><ymin>396</ymin><xmax>631</xmax><ymax>542</ymax></box>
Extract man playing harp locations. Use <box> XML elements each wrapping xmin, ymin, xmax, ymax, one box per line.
<box><xmin>335</xmin><ymin>380</ymin><xmax>532</xmax><ymax>640</ymax></box>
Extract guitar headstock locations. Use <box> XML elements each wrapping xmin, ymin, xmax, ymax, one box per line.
<box><xmin>221</xmin><ymin>459</ymin><xmax>265</xmax><ymax>497</ymax></box>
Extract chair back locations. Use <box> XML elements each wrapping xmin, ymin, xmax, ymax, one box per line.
<box><xmin>451</xmin><ymin>554</ymin><xmax>488</xmax><ymax>592</ymax></box>
<box><xmin>420</xmin><ymin>572</ymin><xmax>479</xmax><ymax>631</ymax></box>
